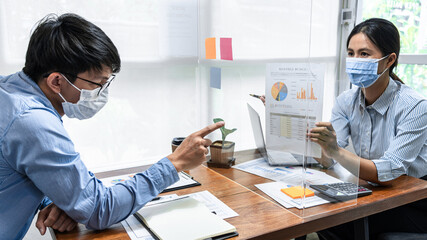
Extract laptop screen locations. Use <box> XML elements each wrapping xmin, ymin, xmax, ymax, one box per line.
<box><xmin>247</xmin><ymin>103</ymin><xmax>268</xmax><ymax>159</ymax></box>
<box><xmin>247</xmin><ymin>103</ymin><xmax>317</xmax><ymax>166</ymax></box>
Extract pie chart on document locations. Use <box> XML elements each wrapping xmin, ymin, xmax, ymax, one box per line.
<box><xmin>271</xmin><ymin>81</ymin><xmax>288</xmax><ymax>101</ymax></box>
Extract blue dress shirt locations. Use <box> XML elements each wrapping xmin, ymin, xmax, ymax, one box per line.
<box><xmin>331</xmin><ymin>78</ymin><xmax>427</xmax><ymax>181</ymax></box>
<box><xmin>0</xmin><ymin>72</ymin><xmax>179</xmax><ymax>239</ymax></box>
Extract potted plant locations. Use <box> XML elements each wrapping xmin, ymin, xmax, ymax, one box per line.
<box><xmin>208</xmin><ymin>118</ymin><xmax>237</xmax><ymax>168</ymax></box>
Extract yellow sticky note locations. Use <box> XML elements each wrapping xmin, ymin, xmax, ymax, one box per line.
<box><xmin>205</xmin><ymin>37</ymin><xmax>216</xmax><ymax>59</ymax></box>
<box><xmin>281</xmin><ymin>186</ymin><xmax>315</xmax><ymax>199</ymax></box>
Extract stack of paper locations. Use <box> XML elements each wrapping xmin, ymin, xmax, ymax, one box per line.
<box><xmin>255</xmin><ymin>181</ymin><xmax>333</xmax><ymax>209</ymax></box>
<box><xmin>135</xmin><ymin>196</ymin><xmax>237</xmax><ymax>240</ymax></box>
<box><xmin>234</xmin><ymin>158</ymin><xmax>343</xmax><ymax>209</ymax></box>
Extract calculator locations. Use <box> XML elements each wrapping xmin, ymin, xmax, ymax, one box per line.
<box><xmin>310</xmin><ymin>182</ymin><xmax>372</xmax><ymax>201</ymax></box>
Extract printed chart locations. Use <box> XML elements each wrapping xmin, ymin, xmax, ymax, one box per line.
<box><xmin>296</xmin><ymin>83</ymin><xmax>318</xmax><ymax>100</ymax></box>
<box><xmin>271</xmin><ymin>82</ymin><xmax>288</xmax><ymax>101</ymax></box>
<box><xmin>265</xmin><ymin>63</ymin><xmax>324</xmax><ymax>158</ymax></box>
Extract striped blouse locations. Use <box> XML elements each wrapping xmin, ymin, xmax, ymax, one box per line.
<box><xmin>331</xmin><ymin>78</ymin><xmax>427</xmax><ymax>181</ymax></box>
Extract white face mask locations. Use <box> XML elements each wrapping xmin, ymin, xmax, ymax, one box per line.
<box><xmin>58</xmin><ymin>74</ymin><xmax>108</xmax><ymax>120</ymax></box>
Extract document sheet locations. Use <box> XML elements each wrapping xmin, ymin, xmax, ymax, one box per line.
<box><xmin>265</xmin><ymin>63</ymin><xmax>324</xmax><ymax>158</ymax></box>
<box><xmin>234</xmin><ymin>158</ymin><xmax>342</xmax><ymax>209</ymax></box>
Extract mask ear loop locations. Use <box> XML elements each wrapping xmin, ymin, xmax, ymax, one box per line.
<box><xmin>58</xmin><ymin>73</ymin><xmax>85</xmax><ymax>103</ymax></box>
<box><xmin>58</xmin><ymin>92</ymin><xmax>68</xmax><ymax>103</ymax></box>
<box><xmin>377</xmin><ymin>54</ymin><xmax>391</xmax><ymax>77</ymax></box>
<box><xmin>60</xmin><ymin>74</ymin><xmax>82</xmax><ymax>92</ymax></box>
<box><xmin>375</xmin><ymin>54</ymin><xmax>390</xmax><ymax>63</ymax></box>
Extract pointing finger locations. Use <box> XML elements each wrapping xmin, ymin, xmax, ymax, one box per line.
<box><xmin>196</xmin><ymin>122</ymin><xmax>225</xmax><ymax>138</ymax></box>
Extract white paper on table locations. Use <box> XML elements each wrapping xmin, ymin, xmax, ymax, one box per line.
<box><xmin>121</xmin><ymin>215</ymin><xmax>154</xmax><ymax>240</ymax></box>
<box><xmin>255</xmin><ymin>181</ymin><xmax>332</xmax><ymax>209</ymax></box>
<box><xmin>99</xmin><ymin>173</ymin><xmax>135</xmax><ymax>187</ymax></box>
<box><xmin>235</xmin><ymin>159</ymin><xmax>344</xmax><ymax>208</ymax></box>
<box><xmin>233</xmin><ymin>158</ymin><xmax>303</xmax><ymax>182</ymax></box>
<box><xmin>233</xmin><ymin>158</ymin><xmax>328</xmax><ymax>184</ymax></box>
<box><xmin>185</xmin><ymin>190</ymin><xmax>239</xmax><ymax>219</ymax></box>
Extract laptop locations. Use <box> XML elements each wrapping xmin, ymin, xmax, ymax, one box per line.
<box><xmin>247</xmin><ymin>103</ymin><xmax>317</xmax><ymax>166</ymax></box>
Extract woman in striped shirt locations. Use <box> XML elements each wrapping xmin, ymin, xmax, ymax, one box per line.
<box><xmin>310</xmin><ymin>18</ymin><xmax>427</xmax><ymax>239</ymax></box>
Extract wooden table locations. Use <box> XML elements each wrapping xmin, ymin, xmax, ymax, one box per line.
<box><xmin>54</xmin><ymin>150</ymin><xmax>427</xmax><ymax>240</ymax></box>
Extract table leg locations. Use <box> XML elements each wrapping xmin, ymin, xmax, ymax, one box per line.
<box><xmin>354</xmin><ymin>217</ymin><xmax>369</xmax><ymax>240</ymax></box>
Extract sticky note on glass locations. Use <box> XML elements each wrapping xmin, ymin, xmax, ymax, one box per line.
<box><xmin>205</xmin><ymin>38</ymin><xmax>216</xmax><ymax>59</ymax></box>
<box><xmin>281</xmin><ymin>186</ymin><xmax>315</xmax><ymax>199</ymax></box>
<box><xmin>210</xmin><ymin>67</ymin><xmax>221</xmax><ymax>89</ymax></box>
<box><xmin>220</xmin><ymin>38</ymin><xmax>233</xmax><ymax>61</ymax></box>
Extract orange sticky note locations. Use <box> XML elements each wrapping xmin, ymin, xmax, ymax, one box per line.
<box><xmin>205</xmin><ymin>38</ymin><xmax>216</xmax><ymax>59</ymax></box>
<box><xmin>281</xmin><ymin>186</ymin><xmax>315</xmax><ymax>199</ymax></box>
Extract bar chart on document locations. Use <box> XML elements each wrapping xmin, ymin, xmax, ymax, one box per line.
<box><xmin>266</xmin><ymin>63</ymin><xmax>324</xmax><ymax>158</ymax></box>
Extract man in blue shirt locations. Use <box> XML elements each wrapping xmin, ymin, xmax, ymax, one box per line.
<box><xmin>0</xmin><ymin>13</ymin><xmax>224</xmax><ymax>239</ymax></box>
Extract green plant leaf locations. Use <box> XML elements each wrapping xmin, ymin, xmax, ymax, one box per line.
<box><xmin>213</xmin><ymin>118</ymin><xmax>237</xmax><ymax>142</ymax></box>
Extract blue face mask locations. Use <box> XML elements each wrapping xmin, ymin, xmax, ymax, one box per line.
<box><xmin>346</xmin><ymin>55</ymin><xmax>389</xmax><ymax>88</ymax></box>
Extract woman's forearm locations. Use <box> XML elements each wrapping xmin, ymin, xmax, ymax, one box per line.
<box><xmin>331</xmin><ymin>148</ymin><xmax>394</xmax><ymax>185</ymax></box>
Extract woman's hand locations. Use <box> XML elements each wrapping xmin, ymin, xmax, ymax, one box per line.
<box><xmin>260</xmin><ymin>95</ymin><xmax>266</xmax><ymax>105</ymax></box>
<box><xmin>308</xmin><ymin>122</ymin><xmax>339</xmax><ymax>159</ymax></box>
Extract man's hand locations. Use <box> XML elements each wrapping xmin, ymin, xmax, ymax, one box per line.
<box><xmin>36</xmin><ymin>203</ymin><xmax>77</xmax><ymax>235</ymax></box>
<box><xmin>308</xmin><ymin>122</ymin><xmax>339</xmax><ymax>159</ymax></box>
<box><xmin>167</xmin><ymin>121</ymin><xmax>225</xmax><ymax>172</ymax></box>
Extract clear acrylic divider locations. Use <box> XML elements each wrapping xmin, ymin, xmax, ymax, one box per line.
<box><xmin>298</xmin><ymin>60</ymin><xmax>361</xmax><ymax>219</ymax></box>
<box><xmin>195</xmin><ymin>0</ymin><xmax>361</xmax><ymax>223</ymax></box>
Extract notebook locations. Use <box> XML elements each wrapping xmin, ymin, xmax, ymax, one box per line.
<box><xmin>247</xmin><ymin>103</ymin><xmax>317</xmax><ymax>166</ymax></box>
<box><xmin>135</xmin><ymin>196</ymin><xmax>238</xmax><ymax>240</ymax></box>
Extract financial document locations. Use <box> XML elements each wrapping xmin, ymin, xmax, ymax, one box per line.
<box><xmin>265</xmin><ymin>63</ymin><xmax>324</xmax><ymax>158</ymax></box>
<box><xmin>234</xmin><ymin>158</ymin><xmax>319</xmax><ymax>183</ymax></box>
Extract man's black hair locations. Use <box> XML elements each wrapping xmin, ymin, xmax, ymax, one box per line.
<box><xmin>23</xmin><ymin>13</ymin><xmax>121</xmax><ymax>83</ymax></box>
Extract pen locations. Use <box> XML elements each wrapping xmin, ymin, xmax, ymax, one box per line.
<box><xmin>146</xmin><ymin>196</ymin><xmax>190</xmax><ymax>207</ymax></box>
<box><xmin>151</xmin><ymin>197</ymin><xmax>161</xmax><ymax>201</ymax></box>
<box><xmin>181</xmin><ymin>171</ymin><xmax>193</xmax><ymax>179</ymax></box>
<box><xmin>249</xmin><ymin>94</ymin><xmax>262</xmax><ymax>99</ymax></box>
